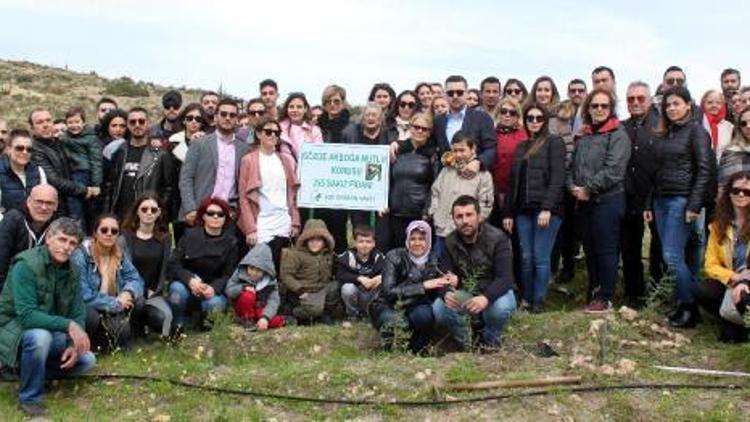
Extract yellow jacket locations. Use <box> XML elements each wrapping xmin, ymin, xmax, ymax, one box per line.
<box><xmin>704</xmin><ymin>221</ymin><xmax>750</xmax><ymax>285</ymax></box>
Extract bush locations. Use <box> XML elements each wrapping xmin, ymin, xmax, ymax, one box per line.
<box><xmin>103</xmin><ymin>77</ymin><xmax>149</xmax><ymax>97</ymax></box>
<box><xmin>15</xmin><ymin>74</ymin><xmax>33</xmax><ymax>83</ymax></box>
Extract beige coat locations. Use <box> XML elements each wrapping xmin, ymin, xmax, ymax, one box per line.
<box><xmin>428</xmin><ymin>167</ymin><xmax>494</xmax><ymax>237</ymax></box>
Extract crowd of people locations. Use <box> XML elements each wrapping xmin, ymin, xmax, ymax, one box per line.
<box><xmin>0</xmin><ymin>65</ymin><xmax>749</xmax><ymax>416</ymax></box>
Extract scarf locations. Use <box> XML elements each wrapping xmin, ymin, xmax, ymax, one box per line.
<box><xmin>406</xmin><ymin>220</ymin><xmax>432</xmax><ymax>267</ymax></box>
<box><xmin>702</xmin><ymin>104</ymin><xmax>727</xmax><ymax>150</ymax></box>
<box><xmin>92</xmin><ymin>240</ymin><xmax>123</xmax><ymax>297</ymax></box>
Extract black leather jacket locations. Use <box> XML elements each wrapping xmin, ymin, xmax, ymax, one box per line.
<box><xmin>622</xmin><ymin>110</ymin><xmax>659</xmax><ymax>214</ymax></box>
<box><xmin>369</xmin><ymin>248</ymin><xmax>443</xmax><ymax>314</ymax></box>
<box><xmin>389</xmin><ymin>141</ymin><xmax>437</xmax><ymax>217</ymax></box>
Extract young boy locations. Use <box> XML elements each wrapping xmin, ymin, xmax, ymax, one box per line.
<box><xmin>226</xmin><ymin>243</ymin><xmax>285</xmax><ymax>330</ymax></box>
<box><xmin>280</xmin><ymin>219</ymin><xmax>342</xmax><ymax>323</ymax></box>
<box><xmin>63</xmin><ymin>106</ymin><xmax>102</xmax><ymax>230</ymax></box>
<box><xmin>428</xmin><ymin>131</ymin><xmax>494</xmax><ymax>257</ymax></box>
<box><xmin>336</xmin><ymin>225</ymin><xmax>385</xmax><ymax>319</ymax></box>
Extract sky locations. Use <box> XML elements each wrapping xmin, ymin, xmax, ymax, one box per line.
<box><xmin>0</xmin><ymin>0</ymin><xmax>747</xmax><ymax>109</ymax></box>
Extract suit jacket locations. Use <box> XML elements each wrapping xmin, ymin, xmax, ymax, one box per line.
<box><xmin>433</xmin><ymin>108</ymin><xmax>497</xmax><ymax>171</ymax></box>
<box><xmin>178</xmin><ymin>132</ymin><xmax>250</xmax><ymax>220</ymax></box>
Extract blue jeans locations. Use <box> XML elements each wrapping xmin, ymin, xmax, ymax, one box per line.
<box><xmin>653</xmin><ymin>196</ymin><xmax>695</xmax><ymax>304</ymax></box>
<box><xmin>168</xmin><ymin>281</ymin><xmax>227</xmax><ymax>326</ymax></box>
<box><xmin>373</xmin><ymin>303</ymin><xmax>434</xmax><ymax>354</ymax></box>
<box><xmin>515</xmin><ymin>212</ymin><xmax>562</xmax><ymax>304</ymax></box>
<box><xmin>686</xmin><ymin>208</ymin><xmax>706</xmax><ymax>283</ymax></box>
<box><xmin>432</xmin><ymin>236</ymin><xmax>446</xmax><ymax>260</ymax></box>
<box><xmin>433</xmin><ymin>289</ymin><xmax>516</xmax><ymax>347</ymax></box>
<box><xmin>67</xmin><ymin>170</ymin><xmax>91</xmax><ymax>229</ymax></box>
<box><xmin>19</xmin><ymin>329</ymin><xmax>96</xmax><ymax>404</ymax></box>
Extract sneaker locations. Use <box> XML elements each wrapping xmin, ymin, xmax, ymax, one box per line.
<box><xmin>583</xmin><ymin>300</ymin><xmax>612</xmax><ymax>314</ymax></box>
<box><xmin>19</xmin><ymin>402</ymin><xmax>47</xmax><ymax>417</ymax></box>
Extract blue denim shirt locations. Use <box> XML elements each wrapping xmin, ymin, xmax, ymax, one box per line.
<box><xmin>445</xmin><ymin>106</ymin><xmax>467</xmax><ymax>148</ymax></box>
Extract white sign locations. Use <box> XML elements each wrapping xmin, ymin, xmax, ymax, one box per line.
<box><xmin>297</xmin><ymin>143</ymin><xmax>390</xmax><ymax>211</ymax></box>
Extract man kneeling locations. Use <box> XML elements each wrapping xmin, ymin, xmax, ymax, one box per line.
<box><xmin>434</xmin><ymin>195</ymin><xmax>517</xmax><ymax>352</ymax></box>
<box><xmin>0</xmin><ymin>217</ymin><xmax>95</xmax><ymax>417</ymax></box>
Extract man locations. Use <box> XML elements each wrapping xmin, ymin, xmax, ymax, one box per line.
<box><xmin>103</xmin><ymin>107</ymin><xmax>175</xmax><ymax>219</ymax></box>
<box><xmin>567</xmin><ymin>78</ymin><xmax>588</xmax><ymax>133</ymax></box>
<box><xmin>150</xmin><ymin>90</ymin><xmax>183</xmax><ymax>145</ymax></box>
<box><xmin>200</xmin><ymin>91</ymin><xmax>220</xmax><ymax>132</ymax></box>
<box><xmin>0</xmin><ymin>118</ymin><xmax>8</xmax><ymax>152</ymax></box>
<box><xmin>433</xmin><ymin>75</ymin><xmax>496</xmax><ymax>175</ymax></box>
<box><xmin>433</xmin><ymin>195</ymin><xmax>516</xmax><ymax>351</ymax></box>
<box><xmin>236</xmin><ymin>98</ymin><xmax>266</xmax><ymax>143</ymax></box>
<box><xmin>0</xmin><ymin>184</ymin><xmax>59</xmax><ymax>288</ymax></box>
<box><xmin>721</xmin><ymin>68</ymin><xmax>741</xmax><ymax>99</ymax></box>
<box><xmin>479</xmin><ymin>76</ymin><xmax>502</xmax><ymax>118</ymax></box>
<box><xmin>621</xmin><ymin>81</ymin><xmax>663</xmax><ymax>308</ymax></box>
<box><xmin>591</xmin><ymin>66</ymin><xmax>616</xmax><ymax>94</ymax></box>
<box><xmin>654</xmin><ymin>66</ymin><xmax>704</xmax><ymax>122</ymax></box>
<box><xmin>29</xmin><ymin>109</ymin><xmax>93</xmax><ymax>216</ymax></box>
<box><xmin>179</xmin><ymin>98</ymin><xmax>250</xmax><ymax>226</ymax></box>
<box><xmin>95</xmin><ymin>97</ymin><xmax>118</xmax><ymax>122</ymax></box>
<box><xmin>0</xmin><ymin>217</ymin><xmax>95</xmax><ymax>417</ymax></box>
<box><xmin>259</xmin><ymin>79</ymin><xmax>280</xmax><ymax>120</ymax></box>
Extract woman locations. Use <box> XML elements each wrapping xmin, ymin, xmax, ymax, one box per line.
<box><xmin>72</xmin><ymin>214</ymin><xmax>144</xmax><ymax>352</ymax></box>
<box><xmin>493</xmin><ymin>98</ymin><xmax>528</xmax><ymax>211</ymax></box>
<box><xmin>238</xmin><ymin>117</ymin><xmax>301</xmax><ymax>272</ymax></box>
<box><xmin>414</xmin><ymin>82</ymin><xmax>434</xmax><ymax>114</ymax></box>
<box><xmin>503</xmin><ymin>104</ymin><xmax>565</xmax><ymax>313</ymax></box>
<box><xmin>169</xmin><ymin>103</ymin><xmax>206</xmax><ymax>165</ymax></box>
<box><xmin>645</xmin><ymin>86</ymin><xmax>712</xmax><ymax>327</ymax></box>
<box><xmin>168</xmin><ymin>197</ymin><xmax>238</xmax><ymax>328</ymax></box>
<box><xmin>718</xmin><ymin>107</ymin><xmax>750</xmax><ymax>187</ymax></box>
<box><xmin>368</xmin><ymin>83</ymin><xmax>396</xmax><ymax>117</ymax></box>
<box><xmin>504</xmin><ymin>78</ymin><xmax>528</xmax><ymax>105</ymax></box>
<box><xmin>317</xmin><ymin>85</ymin><xmax>350</xmax><ymax>144</ymax></box>
<box><xmin>310</xmin><ymin>106</ymin><xmax>324</xmax><ymax>125</ymax></box>
<box><xmin>694</xmin><ymin>171</ymin><xmax>750</xmax><ymax>343</ymax></box>
<box><xmin>390</xmin><ymin>90</ymin><xmax>421</xmax><ymax>141</ymax></box>
<box><xmin>278</xmin><ymin>92</ymin><xmax>323</xmax><ymax>166</ymax></box>
<box><xmin>369</xmin><ymin>221</ymin><xmax>453</xmax><ymax>354</ymax></box>
<box><xmin>432</xmin><ymin>96</ymin><xmax>449</xmax><ymax>116</ymax></box>
<box><xmin>466</xmin><ymin>89</ymin><xmax>481</xmax><ymax>109</ymax></box>
<box><xmin>701</xmin><ymin>89</ymin><xmax>734</xmax><ymax>160</ymax></box>
<box><xmin>0</xmin><ymin>129</ymin><xmax>44</xmax><ymax>212</ymax></box>
<box><xmin>97</xmin><ymin>109</ymin><xmax>129</xmax><ymax>161</ymax></box>
<box><xmin>569</xmin><ymin>88</ymin><xmax>631</xmax><ymax>314</ymax></box>
<box><xmin>121</xmin><ymin>193</ymin><xmax>174</xmax><ymax>339</ymax></box>
<box><xmin>380</xmin><ymin>113</ymin><xmax>437</xmax><ymax>252</ymax></box>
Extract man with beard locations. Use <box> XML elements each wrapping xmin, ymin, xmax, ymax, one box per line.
<box><xmin>150</xmin><ymin>90</ymin><xmax>183</xmax><ymax>145</ymax></box>
<box><xmin>200</xmin><ymin>91</ymin><xmax>220</xmax><ymax>133</ymax></box>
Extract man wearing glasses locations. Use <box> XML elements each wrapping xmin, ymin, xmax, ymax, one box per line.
<box><xmin>237</xmin><ymin>98</ymin><xmax>266</xmax><ymax>144</ymax></box>
<box><xmin>150</xmin><ymin>90</ymin><xmax>183</xmax><ymax>146</ymax></box>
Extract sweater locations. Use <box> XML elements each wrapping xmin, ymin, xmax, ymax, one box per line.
<box><xmin>429</xmin><ymin>167</ymin><xmax>494</xmax><ymax>236</ymax></box>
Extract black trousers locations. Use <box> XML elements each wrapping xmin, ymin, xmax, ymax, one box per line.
<box><xmin>552</xmin><ymin>192</ymin><xmax>577</xmax><ymax>277</ymax></box>
<box><xmin>621</xmin><ymin>211</ymin><xmax>665</xmax><ymax>304</ymax></box>
<box><xmin>693</xmin><ymin>278</ymin><xmax>749</xmax><ymax>343</ymax></box>
<box><xmin>85</xmin><ymin>306</ymin><xmax>133</xmax><ymax>353</ymax></box>
<box><xmin>315</xmin><ymin>208</ymin><xmax>349</xmax><ymax>254</ymax></box>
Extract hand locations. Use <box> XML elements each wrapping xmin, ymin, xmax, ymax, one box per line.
<box><xmin>185</xmin><ymin>211</ymin><xmax>198</xmax><ymax>226</ymax></box>
<box><xmin>378</xmin><ymin>208</ymin><xmax>389</xmax><ymax>218</ymax></box>
<box><xmin>358</xmin><ymin>276</ymin><xmax>371</xmax><ymax>290</ymax></box>
<box><xmin>150</xmin><ymin>138</ymin><xmax>163</xmax><ymax>149</ymax></box>
<box><xmin>291</xmin><ymin>226</ymin><xmax>300</xmax><ymax>238</ymax></box>
<box><xmin>643</xmin><ymin>211</ymin><xmax>653</xmax><ymax>223</ymax></box>
<box><xmin>389</xmin><ymin>142</ymin><xmax>400</xmax><ymax>163</ymax></box>
<box><xmin>444</xmin><ymin>291</ymin><xmax>460</xmax><ymax>309</ymax></box>
<box><xmin>67</xmin><ymin>321</ymin><xmax>90</xmax><ymax>354</ymax></box>
<box><xmin>423</xmin><ymin>277</ymin><xmax>450</xmax><ymax>290</ymax></box>
<box><xmin>460</xmin><ymin>159</ymin><xmax>480</xmax><ymax>179</ymax></box>
<box><xmin>444</xmin><ymin>272</ymin><xmax>459</xmax><ymax>288</ymax></box>
<box><xmin>256</xmin><ymin>318</ymin><xmax>269</xmax><ymax>331</ymax></box>
<box><xmin>202</xmin><ymin>285</ymin><xmax>215</xmax><ymax>299</ymax></box>
<box><xmin>244</xmin><ymin>286</ymin><xmax>256</xmax><ymax>293</ymax></box>
<box><xmin>464</xmin><ymin>295</ymin><xmax>489</xmax><ymax>314</ymax></box>
<box><xmin>116</xmin><ymin>292</ymin><xmax>134</xmax><ymax>310</ymax></box>
<box><xmin>370</xmin><ymin>275</ymin><xmax>382</xmax><ymax>289</ymax></box>
<box><xmin>89</xmin><ymin>186</ymin><xmax>101</xmax><ymax>197</ymax></box>
<box><xmin>537</xmin><ymin>210</ymin><xmax>551</xmax><ymax>228</ymax></box>
<box><xmin>60</xmin><ymin>347</ymin><xmax>78</xmax><ymax>370</ymax></box>
<box><xmin>299</xmin><ymin>293</ymin><xmax>309</xmax><ymax>300</ymax></box>
<box><xmin>686</xmin><ymin>210</ymin><xmax>700</xmax><ymax>223</ymax></box>
<box><xmin>246</xmin><ymin>232</ymin><xmax>258</xmax><ymax>246</ymax></box>
<box><xmin>188</xmin><ymin>277</ymin><xmax>203</xmax><ymax>296</ymax></box>
<box><xmin>85</xmin><ymin>187</ymin><xmax>98</xmax><ymax>199</ymax></box>
<box><xmin>573</xmin><ymin>186</ymin><xmax>590</xmax><ymax>201</ymax></box>
<box><xmin>190</xmin><ymin>131</ymin><xmax>206</xmax><ymax>141</ymax></box>
<box><xmin>732</xmin><ymin>283</ymin><xmax>750</xmax><ymax>305</ymax></box>
<box><xmin>502</xmin><ymin>218</ymin><xmax>514</xmax><ymax>233</ymax></box>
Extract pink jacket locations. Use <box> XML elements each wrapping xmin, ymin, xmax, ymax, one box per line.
<box><xmin>279</xmin><ymin>119</ymin><xmax>323</xmax><ymax>167</ymax></box>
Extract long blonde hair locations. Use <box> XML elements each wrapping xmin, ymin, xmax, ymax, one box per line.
<box><xmin>91</xmin><ymin>215</ymin><xmax>123</xmax><ymax>297</ymax></box>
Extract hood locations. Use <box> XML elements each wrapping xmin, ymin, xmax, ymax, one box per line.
<box><xmin>238</xmin><ymin>243</ymin><xmax>276</xmax><ymax>278</ymax></box>
<box><xmin>295</xmin><ymin>219</ymin><xmax>335</xmax><ymax>252</ymax></box>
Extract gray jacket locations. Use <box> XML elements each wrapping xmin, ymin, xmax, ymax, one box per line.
<box><xmin>225</xmin><ymin>244</ymin><xmax>280</xmax><ymax>319</ymax></box>
<box><xmin>568</xmin><ymin>122</ymin><xmax>631</xmax><ymax>197</ymax></box>
<box><xmin>178</xmin><ymin>132</ymin><xmax>250</xmax><ymax>220</ymax></box>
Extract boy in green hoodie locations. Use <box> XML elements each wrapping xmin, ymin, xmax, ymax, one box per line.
<box><xmin>63</xmin><ymin>106</ymin><xmax>102</xmax><ymax>230</ymax></box>
<box><xmin>226</xmin><ymin>243</ymin><xmax>285</xmax><ymax>330</ymax></box>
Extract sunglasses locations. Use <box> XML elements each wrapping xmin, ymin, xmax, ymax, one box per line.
<box><xmin>218</xmin><ymin>111</ymin><xmax>238</xmax><ymax>119</ymax></box>
<box><xmin>411</xmin><ymin>124</ymin><xmax>432</xmax><ymax>133</ymax></box>
<box><xmin>739</xmin><ymin>120</ymin><xmax>750</xmax><ymax>128</ymax></box>
<box><xmin>731</xmin><ymin>187</ymin><xmax>750</xmax><ymax>197</ymax></box>
<box><xmin>205</xmin><ymin>210</ymin><xmax>226</xmax><ymax>219</ymax></box>
<box><xmin>165</xmin><ymin>104</ymin><xmax>180</xmax><ymax>110</ymax></box>
<box><xmin>262</xmin><ymin>128</ymin><xmax>282</xmax><ymax>137</ymax></box>
<box><xmin>569</xmin><ymin>88</ymin><xmax>586</xmax><ymax>94</ymax></box>
<box><xmin>499</xmin><ymin>108</ymin><xmax>518</xmax><ymax>117</ymax></box>
<box><xmin>184</xmin><ymin>115</ymin><xmax>203</xmax><ymax>123</ymax></box>
<box><xmin>98</xmin><ymin>226</ymin><xmax>119</xmax><ymax>235</ymax></box>
<box><xmin>139</xmin><ymin>206</ymin><xmax>160</xmax><ymax>214</ymax></box>
<box><xmin>247</xmin><ymin>110</ymin><xmax>265</xmax><ymax>117</ymax></box>
<box><xmin>324</xmin><ymin>98</ymin><xmax>342</xmax><ymax>106</ymax></box>
<box><xmin>665</xmin><ymin>78</ymin><xmax>685</xmax><ymax>86</ymax></box>
<box><xmin>505</xmin><ymin>88</ymin><xmax>522</xmax><ymax>96</ymax></box>
<box><xmin>399</xmin><ymin>101</ymin><xmax>417</xmax><ymax>109</ymax></box>
<box><xmin>525</xmin><ymin>115</ymin><xmax>545</xmax><ymax>123</ymax></box>
<box><xmin>589</xmin><ymin>103</ymin><xmax>610</xmax><ymax>110</ymax></box>
<box><xmin>446</xmin><ymin>90</ymin><xmax>465</xmax><ymax>97</ymax></box>
<box><xmin>13</xmin><ymin>145</ymin><xmax>33</xmax><ymax>153</ymax></box>
<box><xmin>627</xmin><ymin>95</ymin><xmax>647</xmax><ymax>104</ymax></box>
<box><xmin>128</xmin><ymin>118</ymin><xmax>146</xmax><ymax>126</ymax></box>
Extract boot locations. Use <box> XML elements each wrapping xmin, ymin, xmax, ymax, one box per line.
<box><xmin>669</xmin><ymin>303</ymin><xmax>700</xmax><ymax>329</ymax></box>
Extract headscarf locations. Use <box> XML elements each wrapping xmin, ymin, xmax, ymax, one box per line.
<box><xmin>406</xmin><ymin>220</ymin><xmax>432</xmax><ymax>267</ymax></box>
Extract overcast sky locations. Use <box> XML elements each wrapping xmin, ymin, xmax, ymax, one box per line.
<box><xmin>1</xmin><ymin>0</ymin><xmax>747</xmax><ymax>108</ymax></box>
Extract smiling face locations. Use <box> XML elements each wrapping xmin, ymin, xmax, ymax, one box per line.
<box><xmin>703</xmin><ymin>91</ymin><xmax>724</xmax><ymax>116</ymax></box>
<box><xmin>730</xmin><ymin>178</ymin><xmax>750</xmax><ymax>210</ymax></box>
<box><xmin>407</xmin><ymin>230</ymin><xmax>428</xmax><ymax>257</ymax></box>
<box><xmin>535</xmin><ymin>81</ymin><xmax>554</xmax><ymax>106</ymax></box>
<box><xmin>416</xmin><ymin>86</ymin><xmax>433</xmax><ymax>109</ymax></box>
<box><xmin>65</xmin><ymin>113</ymin><xmax>84</xmax><ymax>135</ymax></box>
<box><xmin>286</xmin><ymin>98</ymin><xmax>307</xmax><ymax>124</ymax></box>
<box><xmin>397</xmin><ymin>93</ymin><xmax>417</xmax><ymax>120</ymax></box>
<box><xmin>258</xmin><ymin>122</ymin><xmax>281</xmax><ymax>153</ymax></box>
<box><xmin>9</xmin><ymin>135</ymin><xmax>33</xmax><ymax>167</ymax></box>
<box><xmin>409</xmin><ymin>115</ymin><xmax>432</xmax><ymax>145</ymax></box>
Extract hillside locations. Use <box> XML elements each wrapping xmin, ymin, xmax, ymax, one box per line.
<box><xmin>0</xmin><ymin>59</ymin><xmax>208</xmax><ymax>129</ymax></box>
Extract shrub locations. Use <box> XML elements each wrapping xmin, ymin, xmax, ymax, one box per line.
<box><xmin>103</xmin><ymin>77</ymin><xmax>149</xmax><ymax>97</ymax></box>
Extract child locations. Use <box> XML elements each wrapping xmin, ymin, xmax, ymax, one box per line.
<box><xmin>428</xmin><ymin>131</ymin><xmax>494</xmax><ymax>257</ymax></box>
<box><xmin>280</xmin><ymin>219</ymin><xmax>342</xmax><ymax>323</ymax></box>
<box><xmin>226</xmin><ymin>243</ymin><xmax>285</xmax><ymax>331</ymax></box>
<box><xmin>336</xmin><ymin>225</ymin><xmax>385</xmax><ymax>319</ymax></box>
<box><xmin>63</xmin><ymin>106</ymin><xmax>103</xmax><ymax>230</ymax></box>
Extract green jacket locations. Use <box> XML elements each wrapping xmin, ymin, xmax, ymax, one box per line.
<box><xmin>63</xmin><ymin>126</ymin><xmax>104</xmax><ymax>185</ymax></box>
<box><xmin>279</xmin><ymin>219</ymin><xmax>335</xmax><ymax>294</ymax></box>
<box><xmin>0</xmin><ymin>246</ymin><xmax>85</xmax><ymax>367</ymax></box>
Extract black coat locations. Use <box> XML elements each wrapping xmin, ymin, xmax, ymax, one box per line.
<box><xmin>318</xmin><ymin>109</ymin><xmax>351</xmax><ymax>144</ymax></box>
<box><xmin>433</xmin><ymin>108</ymin><xmax>496</xmax><ymax>171</ymax></box>
<box><xmin>622</xmin><ymin>110</ymin><xmax>660</xmax><ymax>214</ymax></box>
<box><xmin>340</xmin><ymin>122</ymin><xmax>394</xmax><ymax>145</ymax></box>
<box><xmin>168</xmin><ymin>227</ymin><xmax>239</xmax><ymax>294</ymax></box>
<box><xmin>0</xmin><ymin>208</ymin><xmax>52</xmax><ymax>288</ymax></box>
<box><xmin>389</xmin><ymin>141</ymin><xmax>437</xmax><ymax>217</ymax></box>
<box><xmin>31</xmin><ymin>136</ymin><xmax>87</xmax><ymax>201</ymax></box>
<box><xmin>504</xmin><ymin>136</ymin><xmax>566</xmax><ymax>216</ymax></box>
<box><xmin>0</xmin><ymin>155</ymin><xmax>43</xmax><ymax>212</ymax></box>
<box><xmin>369</xmin><ymin>247</ymin><xmax>443</xmax><ymax>314</ymax></box>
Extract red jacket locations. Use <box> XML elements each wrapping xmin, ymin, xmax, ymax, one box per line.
<box><xmin>493</xmin><ymin>127</ymin><xmax>527</xmax><ymax>194</ymax></box>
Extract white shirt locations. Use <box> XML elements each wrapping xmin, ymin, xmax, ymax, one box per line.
<box><xmin>257</xmin><ymin>152</ymin><xmax>291</xmax><ymax>243</ymax></box>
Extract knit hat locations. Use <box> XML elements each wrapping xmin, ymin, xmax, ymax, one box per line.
<box><xmin>162</xmin><ymin>90</ymin><xmax>183</xmax><ymax>109</ymax></box>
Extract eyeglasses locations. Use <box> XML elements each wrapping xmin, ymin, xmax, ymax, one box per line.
<box><xmin>589</xmin><ymin>103</ymin><xmax>610</xmax><ymax>110</ymax></box>
<box><xmin>446</xmin><ymin>90</ymin><xmax>465</xmax><ymax>97</ymax></box>
<box><xmin>324</xmin><ymin>98</ymin><xmax>342</xmax><ymax>106</ymax></box>
<box><xmin>739</xmin><ymin>120</ymin><xmax>750</xmax><ymax>128</ymax></box>
<box><xmin>730</xmin><ymin>187</ymin><xmax>750</xmax><ymax>197</ymax></box>
<box><xmin>665</xmin><ymin>78</ymin><xmax>685</xmax><ymax>86</ymax></box>
<box><xmin>626</xmin><ymin>95</ymin><xmax>647</xmax><ymax>104</ymax></box>
<box><xmin>204</xmin><ymin>210</ymin><xmax>226</xmax><ymax>219</ymax></box>
<box><xmin>128</xmin><ymin>118</ymin><xmax>146</xmax><ymax>126</ymax></box>
<box><xmin>525</xmin><ymin>115</ymin><xmax>545</xmax><ymax>123</ymax></box>
<box><xmin>411</xmin><ymin>124</ymin><xmax>432</xmax><ymax>133</ymax></box>
<box><xmin>98</xmin><ymin>226</ymin><xmax>119</xmax><ymax>235</ymax></box>
<box><xmin>184</xmin><ymin>115</ymin><xmax>203</xmax><ymax>123</ymax></box>
<box><xmin>569</xmin><ymin>88</ymin><xmax>586</xmax><ymax>94</ymax></box>
<box><xmin>262</xmin><ymin>128</ymin><xmax>281</xmax><ymax>137</ymax></box>
<box><xmin>13</xmin><ymin>145</ymin><xmax>33</xmax><ymax>153</ymax></box>
<box><xmin>505</xmin><ymin>88</ymin><xmax>522</xmax><ymax>96</ymax></box>
<box><xmin>399</xmin><ymin>101</ymin><xmax>417</xmax><ymax>109</ymax></box>
<box><xmin>247</xmin><ymin>110</ymin><xmax>265</xmax><ymax>117</ymax></box>
<box><xmin>499</xmin><ymin>108</ymin><xmax>518</xmax><ymax>117</ymax></box>
<box><xmin>165</xmin><ymin>104</ymin><xmax>180</xmax><ymax>111</ymax></box>
<box><xmin>218</xmin><ymin>111</ymin><xmax>238</xmax><ymax>119</ymax></box>
<box><xmin>32</xmin><ymin>199</ymin><xmax>56</xmax><ymax>208</ymax></box>
<box><xmin>139</xmin><ymin>206</ymin><xmax>160</xmax><ymax>214</ymax></box>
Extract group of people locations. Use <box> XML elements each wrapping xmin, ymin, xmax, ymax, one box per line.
<box><xmin>1</xmin><ymin>65</ymin><xmax>750</xmax><ymax>417</ymax></box>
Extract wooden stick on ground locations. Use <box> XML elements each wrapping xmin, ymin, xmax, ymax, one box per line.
<box><xmin>445</xmin><ymin>375</ymin><xmax>582</xmax><ymax>391</ymax></box>
<box><xmin>653</xmin><ymin>365</ymin><xmax>750</xmax><ymax>378</ymax></box>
